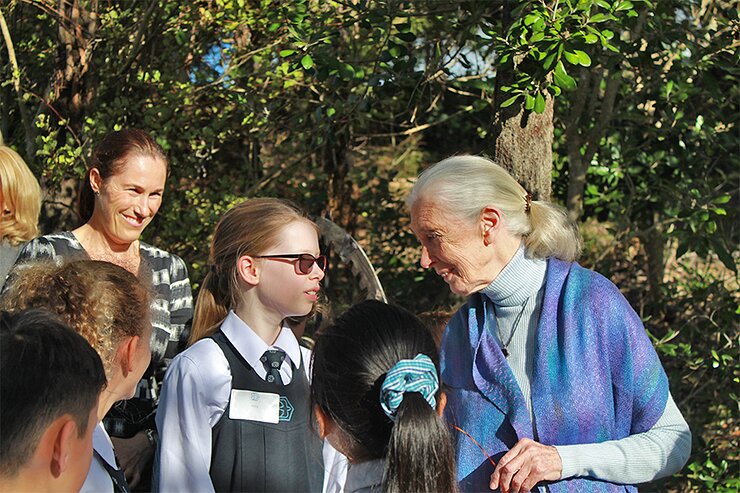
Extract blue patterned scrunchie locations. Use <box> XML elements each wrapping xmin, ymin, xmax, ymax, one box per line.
<box><xmin>379</xmin><ymin>353</ymin><xmax>439</xmax><ymax>421</ymax></box>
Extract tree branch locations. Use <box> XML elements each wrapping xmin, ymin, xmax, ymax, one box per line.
<box><xmin>0</xmin><ymin>6</ymin><xmax>35</xmax><ymax>158</ymax></box>
<box><xmin>581</xmin><ymin>4</ymin><xmax>650</xmax><ymax>164</ymax></box>
<box><xmin>564</xmin><ymin>66</ymin><xmax>592</xmax><ymax>145</ymax></box>
<box><xmin>115</xmin><ymin>0</ymin><xmax>160</xmax><ymax>79</ymax></box>
<box><xmin>361</xmin><ymin>104</ymin><xmax>474</xmax><ymax>138</ymax></box>
<box><xmin>584</xmin><ymin>72</ymin><xmax>620</xmax><ymax>163</ymax></box>
<box><xmin>22</xmin><ymin>85</ymin><xmax>83</xmax><ymax>150</ymax></box>
<box><xmin>584</xmin><ymin>66</ymin><xmax>603</xmax><ymax>120</ymax></box>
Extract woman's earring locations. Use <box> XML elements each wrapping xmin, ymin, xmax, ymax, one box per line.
<box><xmin>483</xmin><ymin>226</ymin><xmax>493</xmax><ymax>246</ymax></box>
<box><xmin>93</xmin><ymin>190</ymin><xmax>100</xmax><ymax>197</ymax></box>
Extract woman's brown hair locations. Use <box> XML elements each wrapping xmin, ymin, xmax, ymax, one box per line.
<box><xmin>78</xmin><ymin>128</ymin><xmax>168</xmax><ymax>224</ymax></box>
<box><xmin>189</xmin><ymin>198</ymin><xmax>318</xmax><ymax>345</ymax></box>
<box><xmin>1</xmin><ymin>259</ymin><xmax>152</xmax><ymax>376</ymax></box>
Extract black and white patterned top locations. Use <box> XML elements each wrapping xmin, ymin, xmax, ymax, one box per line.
<box><xmin>8</xmin><ymin>231</ymin><xmax>194</xmax><ymax>436</ymax></box>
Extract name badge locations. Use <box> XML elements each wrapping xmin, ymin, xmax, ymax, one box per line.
<box><xmin>229</xmin><ymin>389</ymin><xmax>280</xmax><ymax>424</ymax></box>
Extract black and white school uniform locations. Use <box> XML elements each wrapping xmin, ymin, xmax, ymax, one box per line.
<box><xmin>344</xmin><ymin>460</ymin><xmax>383</xmax><ymax>493</ymax></box>
<box><xmin>81</xmin><ymin>423</ymin><xmax>130</xmax><ymax>493</ymax></box>
<box><xmin>155</xmin><ymin>311</ymin><xmax>346</xmax><ymax>493</ymax></box>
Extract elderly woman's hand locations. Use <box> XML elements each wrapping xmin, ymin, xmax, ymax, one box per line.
<box><xmin>489</xmin><ymin>438</ymin><xmax>562</xmax><ymax>493</ymax></box>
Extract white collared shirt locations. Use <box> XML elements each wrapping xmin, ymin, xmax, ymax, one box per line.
<box><xmin>155</xmin><ymin>311</ymin><xmax>347</xmax><ymax>493</ymax></box>
<box><xmin>80</xmin><ymin>422</ymin><xmax>116</xmax><ymax>493</ymax></box>
<box><xmin>223</xmin><ymin>309</ymin><xmax>303</xmax><ymax>384</ymax></box>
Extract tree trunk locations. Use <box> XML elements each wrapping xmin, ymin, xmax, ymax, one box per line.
<box><xmin>490</xmin><ymin>97</ymin><xmax>554</xmax><ymax>201</ymax></box>
<box><xmin>562</xmin><ymin>8</ymin><xmax>647</xmax><ymax>222</ymax></box>
<box><xmin>35</xmin><ymin>0</ymin><xmax>99</xmax><ymax>234</ymax></box>
<box><xmin>566</xmin><ymin>136</ymin><xmax>588</xmax><ymax>221</ymax></box>
<box><xmin>564</xmin><ymin>67</ymin><xmax>620</xmax><ymax>222</ymax></box>
<box><xmin>52</xmin><ymin>0</ymin><xmax>98</xmax><ymax>134</ymax></box>
<box><xmin>487</xmin><ymin>2</ymin><xmax>554</xmax><ymax>200</ymax></box>
<box><xmin>38</xmin><ymin>177</ymin><xmax>79</xmax><ymax>234</ymax></box>
<box><xmin>322</xmin><ymin>123</ymin><xmax>355</xmax><ymax>234</ymax></box>
<box><xmin>0</xmin><ymin>6</ymin><xmax>35</xmax><ymax>158</ymax></box>
<box><xmin>0</xmin><ymin>44</ymin><xmax>7</xmax><ymax>145</ymax></box>
<box><xmin>639</xmin><ymin>212</ymin><xmax>666</xmax><ymax>313</ymax></box>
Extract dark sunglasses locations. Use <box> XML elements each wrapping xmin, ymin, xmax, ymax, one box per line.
<box><xmin>254</xmin><ymin>253</ymin><xmax>327</xmax><ymax>275</ymax></box>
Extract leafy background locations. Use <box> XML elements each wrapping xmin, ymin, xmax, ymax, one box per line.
<box><xmin>1</xmin><ymin>0</ymin><xmax>737</xmax><ymax>490</ymax></box>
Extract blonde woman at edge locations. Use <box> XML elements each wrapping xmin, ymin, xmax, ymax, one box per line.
<box><xmin>0</xmin><ymin>145</ymin><xmax>41</xmax><ymax>289</ymax></box>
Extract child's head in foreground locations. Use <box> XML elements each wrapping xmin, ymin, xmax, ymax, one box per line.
<box><xmin>310</xmin><ymin>299</ymin><xmax>457</xmax><ymax>493</ymax></box>
<box><xmin>0</xmin><ymin>309</ymin><xmax>106</xmax><ymax>492</ymax></box>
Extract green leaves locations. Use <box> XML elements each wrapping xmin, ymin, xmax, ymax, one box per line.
<box><xmin>500</xmin><ymin>90</ymin><xmax>548</xmax><ymax>114</ymax></box>
<box><xmin>554</xmin><ymin>61</ymin><xmax>577</xmax><ymax>90</ymax></box>
<box><xmin>534</xmin><ymin>92</ymin><xmax>546</xmax><ymax>113</ymax></box>
<box><xmin>615</xmin><ymin>0</ymin><xmax>635</xmax><ymax>12</ymax></box>
<box><xmin>524</xmin><ymin>93</ymin><xmax>535</xmax><ymax>110</ymax></box>
<box><xmin>564</xmin><ymin>49</ymin><xmax>591</xmax><ymax>66</ymax></box>
<box><xmin>501</xmin><ymin>94</ymin><xmax>521</xmax><ymax>108</ymax></box>
<box><xmin>490</xmin><ymin>0</ymin><xmax>642</xmax><ymax>110</ymax></box>
<box><xmin>300</xmin><ymin>54</ymin><xmax>314</xmax><ymax>70</ymax></box>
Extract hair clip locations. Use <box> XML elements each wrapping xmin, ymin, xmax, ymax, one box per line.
<box><xmin>379</xmin><ymin>354</ymin><xmax>438</xmax><ymax>421</ymax></box>
<box><xmin>524</xmin><ymin>193</ymin><xmax>532</xmax><ymax>214</ymax></box>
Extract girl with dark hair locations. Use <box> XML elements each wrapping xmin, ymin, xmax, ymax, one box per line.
<box><xmin>156</xmin><ymin>198</ymin><xmax>345</xmax><ymax>493</ymax></box>
<box><xmin>6</xmin><ymin>129</ymin><xmax>193</xmax><ymax>489</ymax></box>
<box><xmin>311</xmin><ymin>300</ymin><xmax>458</xmax><ymax>493</ymax></box>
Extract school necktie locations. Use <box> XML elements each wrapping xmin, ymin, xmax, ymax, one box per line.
<box><xmin>261</xmin><ymin>349</ymin><xmax>286</xmax><ymax>385</ymax></box>
<box><xmin>94</xmin><ymin>450</ymin><xmax>131</xmax><ymax>493</ymax></box>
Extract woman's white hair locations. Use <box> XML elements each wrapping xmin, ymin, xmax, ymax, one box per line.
<box><xmin>406</xmin><ymin>155</ymin><xmax>582</xmax><ymax>262</ymax></box>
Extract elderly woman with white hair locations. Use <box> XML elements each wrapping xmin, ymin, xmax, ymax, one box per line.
<box><xmin>406</xmin><ymin>155</ymin><xmax>691</xmax><ymax>493</ymax></box>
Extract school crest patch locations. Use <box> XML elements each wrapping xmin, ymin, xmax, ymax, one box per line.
<box><xmin>279</xmin><ymin>396</ymin><xmax>294</xmax><ymax>422</ymax></box>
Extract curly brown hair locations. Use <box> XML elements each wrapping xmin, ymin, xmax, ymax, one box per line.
<box><xmin>1</xmin><ymin>260</ymin><xmax>152</xmax><ymax>375</ymax></box>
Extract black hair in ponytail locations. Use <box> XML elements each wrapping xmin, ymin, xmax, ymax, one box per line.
<box><xmin>311</xmin><ymin>300</ymin><xmax>458</xmax><ymax>493</ymax></box>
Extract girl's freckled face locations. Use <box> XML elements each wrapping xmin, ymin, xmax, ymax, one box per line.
<box><xmin>256</xmin><ymin>220</ymin><xmax>324</xmax><ymax>319</ymax></box>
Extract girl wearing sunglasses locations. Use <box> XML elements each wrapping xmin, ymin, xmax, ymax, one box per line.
<box><xmin>155</xmin><ymin>198</ymin><xmax>345</xmax><ymax>493</ymax></box>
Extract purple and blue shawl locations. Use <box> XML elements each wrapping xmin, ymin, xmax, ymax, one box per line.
<box><xmin>442</xmin><ymin>258</ymin><xmax>669</xmax><ymax>492</ymax></box>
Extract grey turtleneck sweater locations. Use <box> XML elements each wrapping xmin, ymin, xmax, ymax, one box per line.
<box><xmin>479</xmin><ymin>244</ymin><xmax>691</xmax><ymax>484</ymax></box>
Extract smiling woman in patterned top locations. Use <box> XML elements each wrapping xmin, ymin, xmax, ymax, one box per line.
<box><xmin>5</xmin><ymin>128</ymin><xmax>193</xmax><ymax>490</ymax></box>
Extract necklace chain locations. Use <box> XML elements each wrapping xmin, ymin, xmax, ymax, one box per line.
<box><xmin>495</xmin><ymin>297</ymin><xmax>530</xmax><ymax>358</ymax></box>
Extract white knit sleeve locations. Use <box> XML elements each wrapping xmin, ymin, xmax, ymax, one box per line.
<box><xmin>555</xmin><ymin>393</ymin><xmax>691</xmax><ymax>483</ymax></box>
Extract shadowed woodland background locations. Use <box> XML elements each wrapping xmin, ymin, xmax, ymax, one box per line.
<box><xmin>1</xmin><ymin>0</ymin><xmax>737</xmax><ymax>490</ymax></box>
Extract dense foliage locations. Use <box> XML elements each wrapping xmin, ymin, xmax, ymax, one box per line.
<box><xmin>1</xmin><ymin>1</ymin><xmax>737</xmax><ymax>490</ymax></box>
